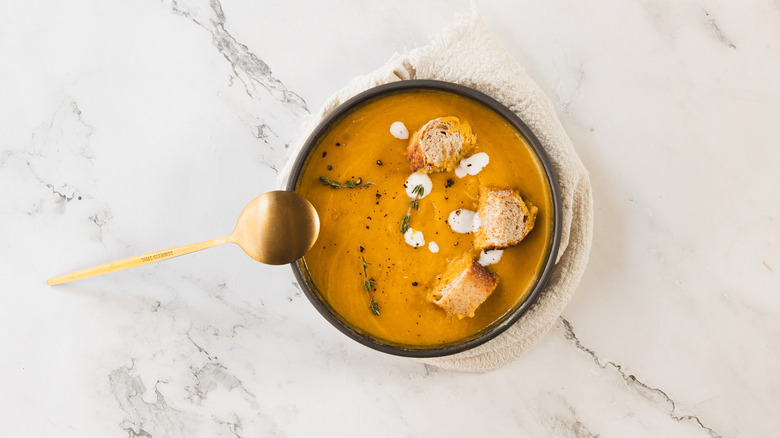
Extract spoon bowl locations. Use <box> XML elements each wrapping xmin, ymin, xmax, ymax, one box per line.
<box><xmin>47</xmin><ymin>191</ymin><xmax>320</xmax><ymax>285</ymax></box>
<box><xmin>231</xmin><ymin>191</ymin><xmax>320</xmax><ymax>265</ymax></box>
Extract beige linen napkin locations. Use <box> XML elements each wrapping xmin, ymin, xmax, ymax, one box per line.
<box><xmin>281</xmin><ymin>14</ymin><xmax>593</xmax><ymax>372</ymax></box>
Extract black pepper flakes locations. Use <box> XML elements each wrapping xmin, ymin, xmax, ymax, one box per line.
<box><xmin>412</xmin><ymin>282</ymin><xmax>418</xmax><ymax>286</ymax></box>
<box><xmin>327</xmin><ymin>165</ymin><xmax>333</xmax><ymax>170</ymax></box>
<box><xmin>322</xmin><ymin>151</ymin><xmax>327</xmax><ymax>157</ymax></box>
<box><xmin>336</xmin><ymin>142</ymin><xmax>341</xmax><ymax>146</ymax></box>
<box><xmin>445</xmin><ymin>179</ymin><xmax>454</xmax><ymax>188</ymax></box>
<box><xmin>376</xmin><ymin>160</ymin><xmax>383</xmax><ymax>165</ymax></box>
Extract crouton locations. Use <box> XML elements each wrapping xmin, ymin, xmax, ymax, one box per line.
<box><xmin>405</xmin><ymin>116</ymin><xmax>476</xmax><ymax>173</ymax></box>
<box><xmin>475</xmin><ymin>187</ymin><xmax>538</xmax><ymax>251</ymax></box>
<box><xmin>430</xmin><ymin>252</ymin><xmax>498</xmax><ymax>318</ymax></box>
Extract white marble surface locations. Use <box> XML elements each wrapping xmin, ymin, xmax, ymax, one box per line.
<box><xmin>1</xmin><ymin>0</ymin><xmax>779</xmax><ymax>436</ymax></box>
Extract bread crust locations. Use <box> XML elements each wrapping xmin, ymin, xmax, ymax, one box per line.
<box><xmin>405</xmin><ymin>129</ymin><xmax>427</xmax><ymax>171</ymax></box>
<box><xmin>475</xmin><ymin>187</ymin><xmax>538</xmax><ymax>251</ymax></box>
<box><xmin>430</xmin><ymin>254</ymin><xmax>499</xmax><ymax>318</ymax></box>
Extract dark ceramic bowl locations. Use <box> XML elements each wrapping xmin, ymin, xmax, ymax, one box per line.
<box><xmin>285</xmin><ymin>80</ymin><xmax>562</xmax><ymax>357</ymax></box>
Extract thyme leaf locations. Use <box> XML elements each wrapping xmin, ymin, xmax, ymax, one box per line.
<box><xmin>400</xmin><ymin>184</ymin><xmax>424</xmax><ymax>234</ymax></box>
<box><xmin>319</xmin><ymin>176</ymin><xmax>342</xmax><ymax>188</ymax></box>
<box><xmin>319</xmin><ymin>176</ymin><xmax>376</xmax><ymax>189</ymax></box>
<box><xmin>369</xmin><ymin>300</ymin><xmax>380</xmax><ymax>316</ymax></box>
<box><xmin>361</xmin><ymin>256</ymin><xmax>380</xmax><ymax>316</ymax></box>
<box><xmin>400</xmin><ymin>214</ymin><xmax>410</xmax><ymax>234</ymax></box>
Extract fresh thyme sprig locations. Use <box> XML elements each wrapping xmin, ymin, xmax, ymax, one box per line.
<box><xmin>400</xmin><ymin>214</ymin><xmax>411</xmax><ymax>234</ymax></box>
<box><xmin>400</xmin><ymin>184</ymin><xmax>424</xmax><ymax>234</ymax></box>
<box><xmin>320</xmin><ymin>176</ymin><xmax>375</xmax><ymax>189</ymax></box>
<box><xmin>361</xmin><ymin>255</ymin><xmax>380</xmax><ymax>316</ymax></box>
<box><xmin>369</xmin><ymin>300</ymin><xmax>380</xmax><ymax>316</ymax></box>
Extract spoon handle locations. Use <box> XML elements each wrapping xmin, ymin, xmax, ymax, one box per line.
<box><xmin>46</xmin><ymin>236</ymin><xmax>231</xmax><ymax>286</ymax></box>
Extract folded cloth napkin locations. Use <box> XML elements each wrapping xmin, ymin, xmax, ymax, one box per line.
<box><xmin>281</xmin><ymin>14</ymin><xmax>593</xmax><ymax>372</ymax></box>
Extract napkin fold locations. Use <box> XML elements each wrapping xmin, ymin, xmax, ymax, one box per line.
<box><xmin>281</xmin><ymin>14</ymin><xmax>593</xmax><ymax>372</ymax></box>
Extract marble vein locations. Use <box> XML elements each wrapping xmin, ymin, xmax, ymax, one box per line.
<box><xmin>521</xmin><ymin>390</ymin><xmax>601</xmax><ymax>438</ymax></box>
<box><xmin>0</xmin><ymin>100</ymin><xmax>113</xmax><ymax>240</ymax></box>
<box><xmin>108</xmin><ymin>294</ymin><xmax>283</xmax><ymax>438</ymax></box>
<box><xmin>560</xmin><ymin>318</ymin><xmax>725</xmax><ymax>438</ymax></box>
<box><xmin>166</xmin><ymin>0</ymin><xmax>308</xmax><ymax>112</ymax></box>
<box><xmin>253</xmin><ymin>123</ymin><xmax>276</xmax><ymax>143</ymax></box>
<box><xmin>162</xmin><ymin>0</ymin><xmax>310</xmax><ymax>172</ymax></box>
<box><xmin>186</xmin><ymin>362</ymin><xmax>258</xmax><ymax>409</ymax></box>
<box><xmin>702</xmin><ymin>9</ymin><xmax>736</xmax><ymax>50</ymax></box>
<box><xmin>109</xmin><ymin>363</ymin><xmax>257</xmax><ymax>438</ymax></box>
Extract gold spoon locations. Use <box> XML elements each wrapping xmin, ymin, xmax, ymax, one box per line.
<box><xmin>46</xmin><ymin>191</ymin><xmax>320</xmax><ymax>285</ymax></box>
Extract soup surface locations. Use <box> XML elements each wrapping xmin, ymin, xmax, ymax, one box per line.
<box><xmin>296</xmin><ymin>89</ymin><xmax>552</xmax><ymax>347</ymax></box>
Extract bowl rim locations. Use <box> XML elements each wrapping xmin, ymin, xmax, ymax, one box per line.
<box><xmin>285</xmin><ymin>79</ymin><xmax>562</xmax><ymax>358</ymax></box>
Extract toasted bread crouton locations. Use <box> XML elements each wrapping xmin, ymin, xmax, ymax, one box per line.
<box><xmin>475</xmin><ymin>187</ymin><xmax>538</xmax><ymax>251</ymax></box>
<box><xmin>405</xmin><ymin>116</ymin><xmax>476</xmax><ymax>173</ymax></box>
<box><xmin>430</xmin><ymin>252</ymin><xmax>498</xmax><ymax>318</ymax></box>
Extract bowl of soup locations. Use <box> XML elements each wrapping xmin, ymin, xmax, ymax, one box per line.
<box><xmin>285</xmin><ymin>80</ymin><xmax>561</xmax><ymax>357</ymax></box>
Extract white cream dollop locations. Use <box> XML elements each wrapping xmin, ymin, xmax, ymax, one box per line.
<box><xmin>478</xmin><ymin>249</ymin><xmax>504</xmax><ymax>266</ymax></box>
<box><xmin>405</xmin><ymin>172</ymin><xmax>432</xmax><ymax>199</ymax></box>
<box><xmin>428</xmin><ymin>241</ymin><xmax>439</xmax><ymax>253</ymax></box>
<box><xmin>448</xmin><ymin>209</ymin><xmax>481</xmax><ymax>234</ymax></box>
<box><xmin>455</xmin><ymin>152</ymin><xmax>490</xmax><ymax>178</ymax></box>
<box><xmin>390</xmin><ymin>121</ymin><xmax>409</xmax><ymax>140</ymax></box>
<box><xmin>404</xmin><ymin>228</ymin><xmax>425</xmax><ymax>248</ymax></box>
